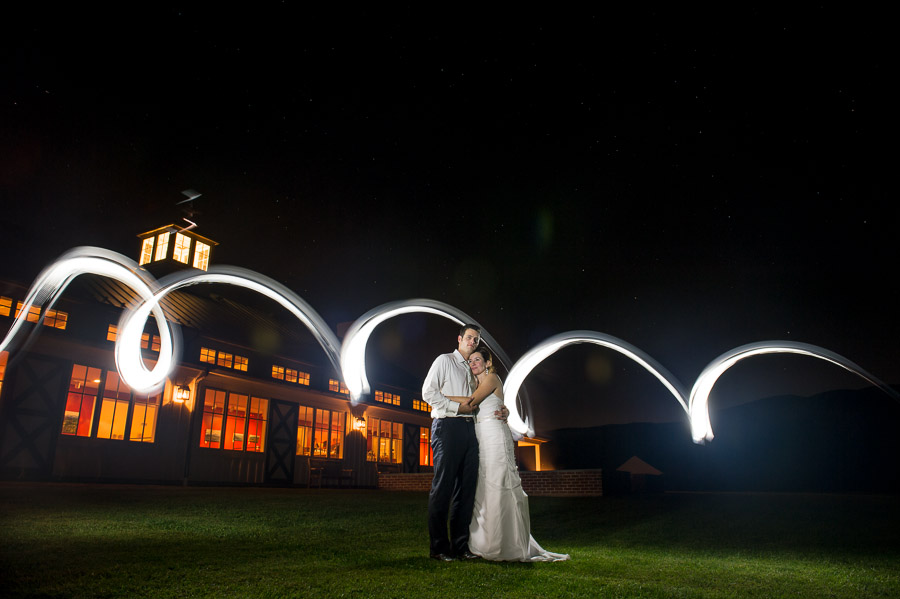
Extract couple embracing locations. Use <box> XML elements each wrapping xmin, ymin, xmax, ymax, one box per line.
<box><xmin>422</xmin><ymin>324</ymin><xmax>569</xmax><ymax>562</ymax></box>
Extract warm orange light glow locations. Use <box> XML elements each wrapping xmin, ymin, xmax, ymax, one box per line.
<box><xmin>139</xmin><ymin>237</ymin><xmax>154</xmax><ymax>265</ymax></box>
<box><xmin>353</xmin><ymin>416</ymin><xmax>366</xmax><ymax>432</ymax></box>
<box><xmin>174</xmin><ymin>386</ymin><xmax>190</xmax><ymax>403</ymax></box>
<box><xmin>192</xmin><ymin>241</ymin><xmax>210</xmax><ymax>270</ymax></box>
<box><xmin>173</xmin><ymin>233</ymin><xmax>191</xmax><ymax>264</ymax></box>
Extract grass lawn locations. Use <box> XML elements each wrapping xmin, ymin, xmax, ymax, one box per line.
<box><xmin>1</xmin><ymin>483</ymin><xmax>898</xmax><ymax>598</ymax></box>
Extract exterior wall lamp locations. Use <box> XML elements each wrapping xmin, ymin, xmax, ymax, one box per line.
<box><xmin>174</xmin><ymin>386</ymin><xmax>191</xmax><ymax>403</ymax></box>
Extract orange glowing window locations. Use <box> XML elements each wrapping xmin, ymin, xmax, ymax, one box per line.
<box><xmin>375</xmin><ymin>390</ymin><xmax>400</xmax><ymax>406</ymax></box>
<box><xmin>246</xmin><ymin>396</ymin><xmax>268</xmax><ymax>452</ymax></box>
<box><xmin>129</xmin><ymin>392</ymin><xmax>159</xmax><ymax>442</ymax></box>
<box><xmin>173</xmin><ymin>233</ymin><xmax>191</xmax><ymax>264</ymax></box>
<box><xmin>0</xmin><ymin>296</ymin><xmax>12</xmax><ymax>317</ymax></box>
<box><xmin>200</xmin><ymin>347</ymin><xmax>216</xmax><ymax>364</ymax></box>
<box><xmin>217</xmin><ymin>352</ymin><xmax>233</xmax><ymax>368</ymax></box>
<box><xmin>107</xmin><ymin>325</ymin><xmax>118</xmax><ymax>342</ymax></box>
<box><xmin>272</xmin><ymin>365</ymin><xmax>285</xmax><ymax>380</ymax></box>
<box><xmin>285</xmin><ymin>368</ymin><xmax>297</xmax><ymax>383</ymax></box>
<box><xmin>42</xmin><ymin>309</ymin><xmax>68</xmax><ymax>329</ymax></box>
<box><xmin>15</xmin><ymin>302</ymin><xmax>40</xmax><ymax>323</ymax></box>
<box><xmin>366</xmin><ymin>418</ymin><xmax>402</xmax><ymax>464</ymax></box>
<box><xmin>62</xmin><ymin>364</ymin><xmax>101</xmax><ymax>437</ymax></box>
<box><xmin>296</xmin><ymin>405</ymin><xmax>314</xmax><ymax>456</ymax></box>
<box><xmin>329</xmin><ymin>379</ymin><xmax>349</xmax><ymax>395</ymax></box>
<box><xmin>139</xmin><ymin>237</ymin><xmax>154</xmax><ymax>265</ymax></box>
<box><xmin>419</xmin><ymin>426</ymin><xmax>433</xmax><ymax>466</ymax></box>
<box><xmin>200</xmin><ymin>388</ymin><xmax>226</xmax><ymax>449</ymax></box>
<box><xmin>413</xmin><ymin>399</ymin><xmax>430</xmax><ymax>412</ymax></box>
<box><xmin>297</xmin><ymin>371</ymin><xmax>310</xmax><ymax>386</ymax></box>
<box><xmin>193</xmin><ymin>241</ymin><xmax>210</xmax><ymax>271</ymax></box>
<box><xmin>97</xmin><ymin>372</ymin><xmax>131</xmax><ymax>440</ymax></box>
<box><xmin>234</xmin><ymin>355</ymin><xmax>248</xmax><ymax>371</ymax></box>
<box><xmin>155</xmin><ymin>232</ymin><xmax>170</xmax><ymax>261</ymax></box>
<box><xmin>223</xmin><ymin>393</ymin><xmax>248</xmax><ymax>451</ymax></box>
<box><xmin>0</xmin><ymin>351</ymin><xmax>8</xmax><ymax>397</ymax></box>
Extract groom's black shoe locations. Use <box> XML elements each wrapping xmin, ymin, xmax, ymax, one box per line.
<box><xmin>430</xmin><ymin>553</ymin><xmax>454</xmax><ymax>562</ymax></box>
<box><xmin>457</xmin><ymin>551</ymin><xmax>481</xmax><ymax>560</ymax></box>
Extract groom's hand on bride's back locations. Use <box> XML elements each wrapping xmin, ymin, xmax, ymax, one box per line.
<box><xmin>458</xmin><ymin>402</ymin><xmax>474</xmax><ymax>415</ymax></box>
<box><xmin>495</xmin><ymin>406</ymin><xmax>509</xmax><ymax>421</ymax></box>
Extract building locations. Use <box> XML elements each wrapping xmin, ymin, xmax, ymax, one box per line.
<box><xmin>0</xmin><ymin>223</ymin><xmax>437</xmax><ymax>487</ymax></box>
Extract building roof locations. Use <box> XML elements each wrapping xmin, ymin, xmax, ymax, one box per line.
<box><xmin>616</xmin><ymin>456</ymin><xmax>663</xmax><ymax>476</ymax></box>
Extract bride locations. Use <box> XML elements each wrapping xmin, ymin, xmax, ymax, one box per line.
<box><xmin>449</xmin><ymin>347</ymin><xmax>569</xmax><ymax>562</ymax></box>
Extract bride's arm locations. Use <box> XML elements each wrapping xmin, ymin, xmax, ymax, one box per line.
<box><xmin>445</xmin><ymin>395</ymin><xmax>471</xmax><ymax>404</ymax></box>
<box><xmin>469</xmin><ymin>374</ymin><xmax>501</xmax><ymax>408</ymax></box>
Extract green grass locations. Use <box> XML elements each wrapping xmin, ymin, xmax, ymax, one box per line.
<box><xmin>1</xmin><ymin>484</ymin><xmax>898</xmax><ymax>598</ymax></box>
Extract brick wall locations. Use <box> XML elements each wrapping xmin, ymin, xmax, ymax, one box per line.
<box><xmin>377</xmin><ymin>469</ymin><xmax>602</xmax><ymax>497</ymax></box>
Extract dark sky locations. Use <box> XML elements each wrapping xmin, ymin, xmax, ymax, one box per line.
<box><xmin>2</xmin><ymin>7</ymin><xmax>897</xmax><ymax>432</ymax></box>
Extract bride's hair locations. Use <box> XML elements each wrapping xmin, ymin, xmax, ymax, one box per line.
<box><xmin>472</xmin><ymin>346</ymin><xmax>494</xmax><ymax>374</ymax></box>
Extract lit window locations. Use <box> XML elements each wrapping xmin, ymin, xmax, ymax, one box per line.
<box><xmin>367</xmin><ymin>418</ymin><xmax>403</xmax><ymax>463</ymax></box>
<box><xmin>272</xmin><ymin>366</ymin><xmax>285</xmax><ymax>380</ymax></box>
<box><xmin>173</xmin><ymin>233</ymin><xmax>191</xmax><ymax>264</ymax></box>
<box><xmin>15</xmin><ymin>302</ymin><xmax>40</xmax><ymax>323</ymax></box>
<box><xmin>97</xmin><ymin>372</ymin><xmax>131</xmax><ymax>440</ymax></box>
<box><xmin>60</xmin><ymin>364</ymin><xmax>159</xmax><ymax>443</ymax></box>
<box><xmin>43</xmin><ymin>309</ymin><xmax>67</xmax><ymax>329</ymax></box>
<box><xmin>217</xmin><ymin>352</ymin><xmax>233</xmax><ymax>368</ymax></box>
<box><xmin>0</xmin><ymin>351</ymin><xmax>8</xmax><ymax>397</ymax></box>
<box><xmin>274</xmin><ymin>365</ymin><xmax>310</xmax><ymax>386</ymax></box>
<box><xmin>62</xmin><ymin>364</ymin><xmax>100</xmax><ymax>437</ymax></box>
<box><xmin>311</xmin><ymin>408</ymin><xmax>345</xmax><ymax>458</ymax></box>
<box><xmin>375</xmin><ymin>390</ymin><xmax>400</xmax><ymax>406</ymax></box>
<box><xmin>329</xmin><ymin>379</ymin><xmax>349</xmax><ymax>395</ymax></box>
<box><xmin>200</xmin><ymin>347</ymin><xmax>216</xmax><ymax>364</ymax></box>
<box><xmin>200</xmin><ymin>388</ymin><xmax>226</xmax><ymax>448</ymax></box>
<box><xmin>107</xmin><ymin>325</ymin><xmax>118</xmax><ymax>342</ymax></box>
<box><xmin>0</xmin><ymin>296</ymin><xmax>12</xmax><ymax>317</ymax></box>
<box><xmin>224</xmin><ymin>393</ymin><xmax>248</xmax><ymax>451</ymax></box>
<box><xmin>202</xmin><ymin>389</ymin><xmax>267</xmax><ymax>453</ymax></box>
<box><xmin>234</xmin><ymin>355</ymin><xmax>248</xmax><ymax>371</ymax></box>
<box><xmin>155</xmin><ymin>232</ymin><xmax>170</xmax><ymax>261</ymax></box>
<box><xmin>297</xmin><ymin>405</ymin><xmax>314</xmax><ymax>456</ymax></box>
<box><xmin>130</xmin><ymin>392</ymin><xmax>159</xmax><ymax>442</ymax></box>
<box><xmin>285</xmin><ymin>368</ymin><xmax>297</xmax><ymax>383</ymax></box>
<box><xmin>139</xmin><ymin>237</ymin><xmax>154</xmax><ymax>265</ymax></box>
<box><xmin>413</xmin><ymin>399</ymin><xmax>431</xmax><ymax>412</ymax></box>
<box><xmin>419</xmin><ymin>426</ymin><xmax>433</xmax><ymax>466</ymax></box>
<box><xmin>246</xmin><ymin>397</ymin><xmax>268</xmax><ymax>452</ymax></box>
<box><xmin>298</xmin><ymin>371</ymin><xmax>310</xmax><ymax>386</ymax></box>
<box><xmin>193</xmin><ymin>241</ymin><xmax>210</xmax><ymax>271</ymax></box>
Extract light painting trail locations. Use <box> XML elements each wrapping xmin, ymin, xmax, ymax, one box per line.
<box><xmin>3</xmin><ymin>247</ymin><xmax>898</xmax><ymax>445</ymax></box>
<box><xmin>500</xmin><ymin>331</ymin><xmax>689</xmax><ymax>438</ymax></box>
<box><xmin>688</xmin><ymin>341</ymin><xmax>900</xmax><ymax>443</ymax></box>
<box><xmin>339</xmin><ymin>299</ymin><xmax>512</xmax><ymax>403</ymax></box>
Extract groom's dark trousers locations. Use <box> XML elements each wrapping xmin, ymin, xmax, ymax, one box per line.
<box><xmin>428</xmin><ymin>416</ymin><xmax>479</xmax><ymax>556</ymax></box>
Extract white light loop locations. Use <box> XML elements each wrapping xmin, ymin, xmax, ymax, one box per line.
<box><xmin>688</xmin><ymin>341</ymin><xmax>900</xmax><ymax>443</ymax></box>
<box><xmin>502</xmin><ymin>331</ymin><xmax>689</xmax><ymax>437</ymax></box>
<box><xmin>340</xmin><ymin>299</ymin><xmax>511</xmax><ymax>404</ymax></box>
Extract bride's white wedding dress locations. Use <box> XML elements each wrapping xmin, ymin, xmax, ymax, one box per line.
<box><xmin>468</xmin><ymin>392</ymin><xmax>570</xmax><ymax>562</ymax></box>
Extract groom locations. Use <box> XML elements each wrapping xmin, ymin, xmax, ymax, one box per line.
<box><xmin>422</xmin><ymin>323</ymin><xmax>482</xmax><ymax>561</ymax></box>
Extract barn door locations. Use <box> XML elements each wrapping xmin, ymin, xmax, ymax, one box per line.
<box><xmin>264</xmin><ymin>399</ymin><xmax>298</xmax><ymax>485</ymax></box>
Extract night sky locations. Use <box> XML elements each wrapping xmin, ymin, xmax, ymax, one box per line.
<box><xmin>2</xmin><ymin>7</ymin><xmax>897</xmax><ymax>433</ymax></box>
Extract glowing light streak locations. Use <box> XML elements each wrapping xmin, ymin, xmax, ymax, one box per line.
<box><xmin>117</xmin><ymin>267</ymin><xmax>342</xmax><ymax>391</ymax></box>
<box><xmin>501</xmin><ymin>331</ymin><xmax>689</xmax><ymax>437</ymax></box>
<box><xmin>0</xmin><ymin>248</ymin><xmax>174</xmax><ymax>393</ymax></box>
<box><xmin>688</xmin><ymin>341</ymin><xmax>900</xmax><ymax>443</ymax></box>
<box><xmin>340</xmin><ymin>299</ymin><xmax>511</xmax><ymax>403</ymax></box>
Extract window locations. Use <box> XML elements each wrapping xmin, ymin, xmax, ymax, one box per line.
<box><xmin>200</xmin><ymin>388</ymin><xmax>226</xmax><ymax>448</ymax></box>
<box><xmin>303</xmin><ymin>408</ymin><xmax>345</xmax><ymax>458</ymax></box>
<box><xmin>201</xmin><ymin>348</ymin><xmax>248</xmax><ymax>371</ymax></box>
<box><xmin>367</xmin><ymin>417</ymin><xmax>403</xmax><ymax>463</ymax></box>
<box><xmin>154</xmin><ymin>232</ymin><xmax>170</xmax><ymax>261</ymax></box>
<box><xmin>413</xmin><ymin>399</ymin><xmax>431</xmax><ymax>413</ymax></box>
<box><xmin>201</xmin><ymin>389</ymin><xmax>267</xmax><ymax>453</ymax></box>
<box><xmin>419</xmin><ymin>426</ymin><xmax>433</xmax><ymax>466</ymax></box>
<box><xmin>173</xmin><ymin>233</ymin><xmax>191</xmax><ymax>264</ymax></box>
<box><xmin>217</xmin><ymin>352</ymin><xmax>233</xmax><ymax>368</ymax></box>
<box><xmin>0</xmin><ymin>296</ymin><xmax>12</xmax><ymax>317</ymax></box>
<box><xmin>329</xmin><ymin>379</ymin><xmax>349</xmax><ymax>395</ymax></box>
<box><xmin>61</xmin><ymin>364</ymin><xmax>160</xmax><ymax>442</ymax></box>
<box><xmin>193</xmin><ymin>241</ymin><xmax>210</xmax><ymax>271</ymax></box>
<box><xmin>15</xmin><ymin>302</ymin><xmax>40</xmax><ymax>323</ymax></box>
<box><xmin>374</xmin><ymin>390</ymin><xmax>400</xmax><ymax>406</ymax></box>
<box><xmin>43</xmin><ymin>309</ymin><xmax>67</xmax><ymax>329</ymax></box>
<box><xmin>234</xmin><ymin>355</ymin><xmax>248</xmax><ymax>372</ymax></box>
<box><xmin>0</xmin><ymin>351</ymin><xmax>8</xmax><ymax>397</ymax></box>
<box><xmin>200</xmin><ymin>347</ymin><xmax>216</xmax><ymax>364</ymax></box>
<box><xmin>139</xmin><ymin>237</ymin><xmax>154</xmax><ymax>265</ymax></box>
<box><xmin>273</xmin><ymin>365</ymin><xmax>310</xmax><ymax>386</ymax></box>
